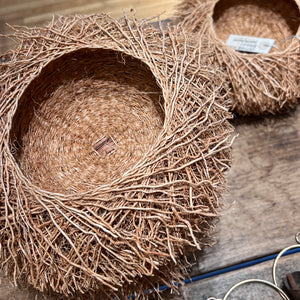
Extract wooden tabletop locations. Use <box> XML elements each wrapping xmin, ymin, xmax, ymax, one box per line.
<box><xmin>163</xmin><ymin>107</ymin><xmax>300</xmax><ymax>299</ymax></box>
<box><xmin>1</xmin><ymin>0</ymin><xmax>300</xmax><ymax>299</ymax></box>
<box><xmin>0</xmin><ymin>0</ymin><xmax>180</xmax><ymax>54</ymax></box>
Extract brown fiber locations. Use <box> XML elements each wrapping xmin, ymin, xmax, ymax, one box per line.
<box><xmin>0</xmin><ymin>14</ymin><xmax>233</xmax><ymax>299</ymax></box>
<box><xmin>177</xmin><ymin>0</ymin><xmax>300</xmax><ymax>115</ymax></box>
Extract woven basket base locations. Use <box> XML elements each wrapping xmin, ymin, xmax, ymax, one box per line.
<box><xmin>12</xmin><ymin>48</ymin><xmax>164</xmax><ymax>194</ymax></box>
<box><xmin>213</xmin><ymin>0</ymin><xmax>300</xmax><ymax>51</ymax></box>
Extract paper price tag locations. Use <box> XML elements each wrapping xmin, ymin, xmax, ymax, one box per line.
<box><xmin>226</xmin><ymin>35</ymin><xmax>275</xmax><ymax>54</ymax></box>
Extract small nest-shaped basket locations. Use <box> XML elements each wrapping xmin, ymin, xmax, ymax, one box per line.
<box><xmin>177</xmin><ymin>0</ymin><xmax>300</xmax><ymax>115</ymax></box>
<box><xmin>0</xmin><ymin>14</ymin><xmax>233</xmax><ymax>299</ymax></box>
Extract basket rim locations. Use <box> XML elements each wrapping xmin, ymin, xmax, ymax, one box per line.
<box><xmin>7</xmin><ymin>45</ymin><xmax>169</xmax><ymax>196</ymax></box>
<box><xmin>207</xmin><ymin>0</ymin><xmax>300</xmax><ymax>57</ymax></box>
<box><xmin>0</xmin><ymin>14</ymin><xmax>235</xmax><ymax>298</ymax></box>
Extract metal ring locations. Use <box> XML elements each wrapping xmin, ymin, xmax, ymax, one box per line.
<box><xmin>296</xmin><ymin>232</ymin><xmax>300</xmax><ymax>244</ymax></box>
<box><xmin>207</xmin><ymin>233</ymin><xmax>300</xmax><ymax>300</ymax></box>
<box><xmin>222</xmin><ymin>279</ymin><xmax>290</xmax><ymax>300</ymax></box>
<box><xmin>272</xmin><ymin>232</ymin><xmax>300</xmax><ymax>287</ymax></box>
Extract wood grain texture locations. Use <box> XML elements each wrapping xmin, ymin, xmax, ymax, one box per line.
<box><xmin>164</xmin><ymin>251</ymin><xmax>300</xmax><ymax>299</ymax></box>
<box><xmin>0</xmin><ymin>0</ymin><xmax>180</xmax><ymax>54</ymax></box>
<box><xmin>189</xmin><ymin>105</ymin><xmax>300</xmax><ymax>276</ymax></box>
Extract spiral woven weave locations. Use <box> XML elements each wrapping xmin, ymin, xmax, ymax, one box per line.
<box><xmin>178</xmin><ymin>0</ymin><xmax>300</xmax><ymax>115</ymax></box>
<box><xmin>0</xmin><ymin>14</ymin><xmax>233</xmax><ymax>299</ymax></box>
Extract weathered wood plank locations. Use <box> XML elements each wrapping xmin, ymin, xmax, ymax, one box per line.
<box><xmin>0</xmin><ymin>0</ymin><xmax>180</xmax><ymax>54</ymax></box>
<box><xmin>165</xmin><ymin>252</ymin><xmax>300</xmax><ymax>299</ymax></box>
<box><xmin>189</xmin><ymin>105</ymin><xmax>300</xmax><ymax>275</ymax></box>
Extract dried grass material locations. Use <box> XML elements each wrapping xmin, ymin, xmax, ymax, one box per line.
<box><xmin>18</xmin><ymin>50</ymin><xmax>164</xmax><ymax>194</ymax></box>
<box><xmin>0</xmin><ymin>14</ymin><xmax>233</xmax><ymax>299</ymax></box>
<box><xmin>177</xmin><ymin>0</ymin><xmax>300</xmax><ymax>115</ymax></box>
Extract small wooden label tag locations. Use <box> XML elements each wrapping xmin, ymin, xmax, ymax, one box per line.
<box><xmin>93</xmin><ymin>136</ymin><xmax>116</xmax><ymax>157</ymax></box>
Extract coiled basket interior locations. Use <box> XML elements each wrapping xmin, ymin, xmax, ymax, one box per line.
<box><xmin>212</xmin><ymin>0</ymin><xmax>300</xmax><ymax>52</ymax></box>
<box><xmin>10</xmin><ymin>48</ymin><xmax>164</xmax><ymax>194</ymax></box>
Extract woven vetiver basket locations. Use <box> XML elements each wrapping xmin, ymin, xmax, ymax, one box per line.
<box><xmin>178</xmin><ymin>0</ymin><xmax>300</xmax><ymax>115</ymax></box>
<box><xmin>0</xmin><ymin>14</ymin><xmax>233</xmax><ymax>299</ymax></box>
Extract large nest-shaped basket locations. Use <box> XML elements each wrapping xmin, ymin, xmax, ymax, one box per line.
<box><xmin>0</xmin><ymin>14</ymin><xmax>233</xmax><ymax>299</ymax></box>
<box><xmin>178</xmin><ymin>0</ymin><xmax>300</xmax><ymax>115</ymax></box>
